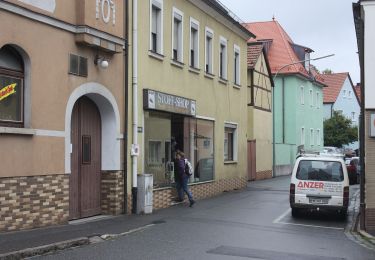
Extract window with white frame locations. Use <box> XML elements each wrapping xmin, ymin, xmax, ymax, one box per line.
<box><xmin>301</xmin><ymin>127</ymin><xmax>305</xmax><ymax>145</ymax></box>
<box><xmin>234</xmin><ymin>45</ymin><xmax>240</xmax><ymax>85</ymax></box>
<box><xmin>352</xmin><ymin>112</ymin><xmax>356</xmax><ymax>122</ymax></box>
<box><xmin>205</xmin><ymin>27</ymin><xmax>213</xmax><ymax>74</ymax></box>
<box><xmin>150</xmin><ymin>0</ymin><xmax>163</xmax><ymax>54</ymax></box>
<box><xmin>310</xmin><ymin>128</ymin><xmax>314</xmax><ymax>146</ymax></box>
<box><xmin>348</xmin><ymin>90</ymin><xmax>352</xmax><ymax>99</ymax></box>
<box><xmin>219</xmin><ymin>37</ymin><xmax>227</xmax><ymax>80</ymax></box>
<box><xmin>343</xmin><ymin>89</ymin><xmax>347</xmax><ymax>98</ymax></box>
<box><xmin>224</xmin><ymin>123</ymin><xmax>237</xmax><ymax>161</ymax></box>
<box><xmin>309</xmin><ymin>89</ymin><xmax>313</xmax><ymax>107</ymax></box>
<box><xmin>316</xmin><ymin>129</ymin><xmax>321</xmax><ymax>146</ymax></box>
<box><xmin>172</xmin><ymin>8</ymin><xmax>183</xmax><ymax>62</ymax></box>
<box><xmin>316</xmin><ymin>92</ymin><xmax>320</xmax><ymax>108</ymax></box>
<box><xmin>190</xmin><ymin>18</ymin><xmax>199</xmax><ymax>68</ymax></box>
<box><xmin>148</xmin><ymin>140</ymin><xmax>162</xmax><ymax>164</ymax></box>
<box><xmin>300</xmin><ymin>86</ymin><xmax>305</xmax><ymax>105</ymax></box>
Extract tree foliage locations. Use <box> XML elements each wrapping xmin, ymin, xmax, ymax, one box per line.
<box><xmin>322</xmin><ymin>69</ymin><xmax>333</xmax><ymax>74</ymax></box>
<box><xmin>324</xmin><ymin>111</ymin><xmax>358</xmax><ymax>148</ymax></box>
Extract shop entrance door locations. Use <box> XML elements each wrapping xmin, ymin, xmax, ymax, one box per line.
<box><xmin>70</xmin><ymin>96</ymin><xmax>102</xmax><ymax>220</ymax></box>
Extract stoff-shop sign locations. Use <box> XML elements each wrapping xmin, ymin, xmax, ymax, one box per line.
<box><xmin>143</xmin><ymin>89</ymin><xmax>196</xmax><ymax>116</ymax></box>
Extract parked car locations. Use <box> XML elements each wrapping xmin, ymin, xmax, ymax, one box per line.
<box><xmin>345</xmin><ymin>157</ymin><xmax>360</xmax><ymax>185</ymax></box>
<box><xmin>290</xmin><ymin>155</ymin><xmax>349</xmax><ymax>219</ymax></box>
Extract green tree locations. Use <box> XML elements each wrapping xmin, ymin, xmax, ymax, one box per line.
<box><xmin>322</xmin><ymin>69</ymin><xmax>333</xmax><ymax>74</ymax></box>
<box><xmin>324</xmin><ymin>111</ymin><xmax>358</xmax><ymax>148</ymax></box>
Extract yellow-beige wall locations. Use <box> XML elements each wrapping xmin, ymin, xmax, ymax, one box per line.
<box><xmin>129</xmin><ymin>0</ymin><xmax>250</xmax><ymax>189</ymax></box>
<box><xmin>247</xmin><ymin>52</ymin><xmax>273</xmax><ymax>174</ymax></box>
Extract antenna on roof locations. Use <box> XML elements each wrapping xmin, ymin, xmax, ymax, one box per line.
<box><xmin>272</xmin><ymin>14</ymin><xmax>276</xmax><ymax>21</ymax></box>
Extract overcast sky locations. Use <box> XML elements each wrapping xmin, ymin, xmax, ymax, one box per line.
<box><xmin>219</xmin><ymin>0</ymin><xmax>360</xmax><ymax>83</ymax></box>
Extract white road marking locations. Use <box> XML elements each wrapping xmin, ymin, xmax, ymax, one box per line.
<box><xmin>276</xmin><ymin>221</ymin><xmax>344</xmax><ymax>230</ymax></box>
<box><xmin>273</xmin><ymin>208</ymin><xmax>291</xmax><ymax>224</ymax></box>
<box><xmin>273</xmin><ymin>208</ymin><xmax>344</xmax><ymax>230</ymax></box>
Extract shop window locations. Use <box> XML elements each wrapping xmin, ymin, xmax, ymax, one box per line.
<box><xmin>234</xmin><ymin>45</ymin><xmax>240</xmax><ymax>85</ymax></box>
<box><xmin>224</xmin><ymin>123</ymin><xmax>237</xmax><ymax>161</ymax></box>
<box><xmin>149</xmin><ymin>140</ymin><xmax>162</xmax><ymax>164</ymax></box>
<box><xmin>144</xmin><ymin>111</ymin><xmax>214</xmax><ymax>187</ymax></box>
<box><xmin>205</xmin><ymin>27</ymin><xmax>213</xmax><ymax>74</ymax></box>
<box><xmin>150</xmin><ymin>0</ymin><xmax>163</xmax><ymax>54</ymax></box>
<box><xmin>172</xmin><ymin>8</ymin><xmax>183</xmax><ymax>62</ymax></box>
<box><xmin>0</xmin><ymin>45</ymin><xmax>24</xmax><ymax>127</ymax></box>
<box><xmin>190</xmin><ymin>18</ymin><xmax>199</xmax><ymax>69</ymax></box>
<box><xmin>219</xmin><ymin>36</ymin><xmax>227</xmax><ymax>80</ymax></box>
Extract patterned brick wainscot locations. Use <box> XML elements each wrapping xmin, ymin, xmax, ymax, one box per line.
<box><xmin>0</xmin><ymin>174</ymin><xmax>69</xmax><ymax>232</ymax></box>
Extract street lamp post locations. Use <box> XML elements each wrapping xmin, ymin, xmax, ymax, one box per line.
<box><xmin>272</xmin><ymin>54</ymin><xmax>334</xmax><ymax>178</ymax></box>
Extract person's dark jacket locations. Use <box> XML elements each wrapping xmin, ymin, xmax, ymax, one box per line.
<box><xmin>174</xmin><ymin>158</ymin><xmax>186</xmax><ymax>183</ymax></box>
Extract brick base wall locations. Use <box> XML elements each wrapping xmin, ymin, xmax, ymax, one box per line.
<box><xmin>153</xmin><ymin>177</ymin><xmax>247</xmax><ymax>210</ymax></box>
<box><xmin>0</xmin><ymin>174</ymin><xmax>69</xmax><ymax>232</ymax></box>
<box><xmin>101</xmin><ymin>171</ymin><xmax>124</xmax><ymax>215</ymax></box>
<box><xmin>256</xmin><ymin>170</ymin><xmax>272</xmax><ymax>180</ymax></box>
<box><xmin>366</xmin><ymin>208</ymin><xmax>375</xmax><ymax>232</ymax></box>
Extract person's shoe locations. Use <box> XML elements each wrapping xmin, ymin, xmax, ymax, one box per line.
<box><xmin>189</xmin><ymin>200</ymin><xmax>195</xmax><ymax>207</ymax></box>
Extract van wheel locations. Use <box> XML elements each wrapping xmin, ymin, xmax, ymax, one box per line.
<box><xmin>291</xmin><ymin>208</ymin><xmax>300</xmax><ymax>218</ymax></box>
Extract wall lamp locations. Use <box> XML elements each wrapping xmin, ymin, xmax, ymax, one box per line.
<box><xmin>94</xmin><ymin>55</ymin><xmax>109</xmax><ymax>69</ymax></box>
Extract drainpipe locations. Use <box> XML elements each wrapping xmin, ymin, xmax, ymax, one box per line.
<box><xmin>359</xmin><ymin>12</ymin><xmax>366</xmax><ymax>231</ymax></box>
<box><xmin>123</xmin><ymin>0</ymin><xmax>129</xmax><ymax>214</ymax></box>
<box><xmin>131</xmin><ymin>0</ymin><xmax>138</xmax><ymax>214</ymax></box>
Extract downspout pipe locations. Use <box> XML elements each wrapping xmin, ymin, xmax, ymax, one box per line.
<box><xmin>359</xmin><ymin>11</ymin><xmax>366</xmax><ymax>231</ymax></box>
<box><xmin>123</xmin><ymin>0</ymin><xmax>129</xmax><ymax>214</ymax></box>
<box><xmin>131</xmin><ymin>0</ymin><xmax>138</xmax><ymax>214</ymax></box>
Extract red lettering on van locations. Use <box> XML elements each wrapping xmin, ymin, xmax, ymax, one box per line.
<box><xmin>297</xmin><ymin>182</ymin><xmax>303</xmax><ymax>188</ymax></box>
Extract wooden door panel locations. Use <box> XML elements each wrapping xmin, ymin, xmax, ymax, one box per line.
<box><xmin>70</xmin><ymin>97</ymin><xmax>101</xmax><ymax>220</ymax></box>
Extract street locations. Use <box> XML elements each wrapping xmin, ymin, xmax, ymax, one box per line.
<box><xmin>32</xmin><ymin>176</ymin><xmax>375</xmax><ymax>260</ymax></box>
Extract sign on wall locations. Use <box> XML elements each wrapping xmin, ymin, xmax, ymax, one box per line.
<box><xmin>143</xmin><ymin>89</ymin><xmax>196</xmax><ymax>116</ymax></box>
<box><xmin>96</xmin><ymin>0</ymin><xmax>116</xmax><ymax>25</ymax></box>
<box><xmin>370</xmin><ymin>113</ymin><xmax>375</xmax><ymax>137</ymax></box>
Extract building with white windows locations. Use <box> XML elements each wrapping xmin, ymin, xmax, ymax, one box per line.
<box><xmin>130</xmin><ymin>0</ymin><xmax>254</xmax><ymax>209</ymax></box>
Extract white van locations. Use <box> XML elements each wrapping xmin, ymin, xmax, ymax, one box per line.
<box><xmin>290</xmin><ymin>155</ymin><xmax>349</xmax><ymax>218</ymax></box>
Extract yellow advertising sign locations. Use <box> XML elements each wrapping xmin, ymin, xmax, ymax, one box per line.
<box><xmin>0</xmin><ymin>83</ymin><xmax>17</xmax><ymax>101</ymax></box>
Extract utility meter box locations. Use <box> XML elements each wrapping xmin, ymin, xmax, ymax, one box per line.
<box><xmin>137</xmin><ymin>174</ymin><xmax>153</xmax><ymax>214</ymax></box>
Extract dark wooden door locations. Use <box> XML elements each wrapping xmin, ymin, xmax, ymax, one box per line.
<box><xmin>247</xmin><ymin>140</ymin><xmax>256</xmax><ymax>181</ymax></box>
<box><xmin>70</xmin><ymin>96</ymin><xmax>101</xmax><ymax>220</ymax></box>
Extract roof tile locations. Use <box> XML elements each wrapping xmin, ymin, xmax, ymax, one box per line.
<box><xmin>321</xmin><ymin>73</ymin><xmax>349</xmax><ymax>103</ymax></box>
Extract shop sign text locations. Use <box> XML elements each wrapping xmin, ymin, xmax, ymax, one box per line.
<box><xmin>144</xmin><ymin>89</ymin><xmax>196</xmax><ymax>116</ymax></box>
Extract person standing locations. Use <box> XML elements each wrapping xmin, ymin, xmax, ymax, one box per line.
<box><xmin>174</xmin><ymin>150</ymin><xmax>195</xmax><ymax>207</ymax></box>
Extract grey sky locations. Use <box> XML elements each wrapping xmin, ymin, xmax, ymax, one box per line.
<box><xmin>219</xmin><ymin>0</ymin><xmax>360</xmax><ymax>83</ymax></box>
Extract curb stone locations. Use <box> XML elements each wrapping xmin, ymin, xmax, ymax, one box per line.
<box><xmin>0</xmin><ymin>237</ymin><xmax>89</xmax><ymax>260</ymax></box>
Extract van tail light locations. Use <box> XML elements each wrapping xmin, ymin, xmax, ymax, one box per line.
<box><xmin>343</xmin><ymin>186</ymin><xmax>349</xmax><ymax>207</ymax></box>
<box><xmin>290</xmin><ymin>183</ymin><xmax>295</xmax><ymax>205</ymax></box>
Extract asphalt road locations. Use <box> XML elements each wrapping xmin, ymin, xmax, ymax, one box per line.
<box><xmin>33</xmin><ymin>176</ymin><xmax>375</xmax><ymax>260</ymax></box>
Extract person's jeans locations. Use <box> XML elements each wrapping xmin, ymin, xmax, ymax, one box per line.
<box><xmin>176</xmin><ymin>177</ymin><xmax>193</xmax><ymax>202</ymax></box>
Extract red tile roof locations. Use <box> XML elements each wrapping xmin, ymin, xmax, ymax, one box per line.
<box><xmin>242</xmin><ymin>20</ymin><xmax>325</xmax><ymax>86</ymax></box>
<box><xmin>243</xmin><ymin>21</ymin><xmax>308</xmax><ymax>76</ymax></box>
<box><xmin>321</xmin><ymin>73</ymin><xmax>349</xmax><ymax>103</ymax></box>
<box><xmin>247</xmin><ymin>43</ymin><xmax>263</xmax><ymax>69</ymax></box>
<box><xmin>355</xmin><ymin>84</ymin><xmax>361</xmax><ymax>103</ymax></box>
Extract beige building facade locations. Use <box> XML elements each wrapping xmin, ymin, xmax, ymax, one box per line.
<box><xmin>130</xmin><ymin>0</ymin><xmax>254</xmax><ymax>209</ymax></box>
<box><xmin>246</xmin><ymin>43</ymin><xmax>273</xmax><ymax>181</ymax></box>
<box><xmin>0</xmin><ymin>0</ymin><xmax>126</xmax><ymax>232</ymax></box>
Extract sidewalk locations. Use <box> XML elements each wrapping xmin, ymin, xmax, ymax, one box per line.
<box><xmin>0</xmin><ymin>202</ymin><xmax>192</xmax><ymax>259</ymax></box>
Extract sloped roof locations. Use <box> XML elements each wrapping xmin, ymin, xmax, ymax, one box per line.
<box><xmin>247</xmin><ymin>43</ymin><xmax>264</xmax><ymax>69</ymax></box>
<box><xmin>242</xmin><ymin>21</ymin><xmax>309</xmax><ymax>76</ymax></box>
<box><xmin>321</xmin><ymin>73</ymin><xmax>349</xmax><ymax>103</ymax></box>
